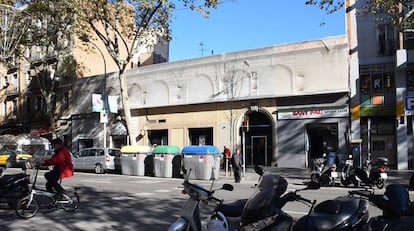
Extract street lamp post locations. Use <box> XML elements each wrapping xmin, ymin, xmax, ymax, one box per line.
<box><xmin>79</xmin><ymin>36</ymin><xmax>108</xmax><ymax>148</ymax></box>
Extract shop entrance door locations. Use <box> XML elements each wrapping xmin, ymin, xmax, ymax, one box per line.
<box><xmin>306</xmin><ymin>123</ymin><xmax>338</xmax><ymax>166</ymax></box>
<box><xmin>251</xmin><ymin>136</ymin><xmax>267</xmax><ymax>166</ymax></box>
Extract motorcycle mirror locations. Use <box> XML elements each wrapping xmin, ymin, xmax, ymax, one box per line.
<box><xmin>222</xmin><ymin>183</ymin><xmax>234</xmax><ymax>191</ymax></box>
<box><xmin>254</xmin><ymin>165</ymin><xmax>264</xmax><ymax>176</ymax></box>
<box><xmin>181</xmin><ymin>166</ymin><xmax>187</xmax><ymax>175</ymax></box>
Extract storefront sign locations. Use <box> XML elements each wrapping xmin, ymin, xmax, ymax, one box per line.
<box><xmin>278</xmin><ymin>108</ymin><xmax>349</xmax><ymax>120</ymax></box>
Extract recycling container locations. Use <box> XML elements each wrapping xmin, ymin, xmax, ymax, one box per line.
<box><xmin>153</xmin><ymin>145</ymin><xmax>181</xmax><ymax>178</ymax></box>
<box><xmin>120</xmin><ymin>145</ymin><xmax>153</xmax><ymax>176</ymax></box>
<box><xmin>182</xmin><ymin>145</ymin><xmax>222</xmax><ymax>180</ymax></box>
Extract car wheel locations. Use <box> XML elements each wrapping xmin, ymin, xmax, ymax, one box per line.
<box><xmin>94</xmin><ymin>164</ymin><xmax>104</xmax><ymax>174</ymax></box>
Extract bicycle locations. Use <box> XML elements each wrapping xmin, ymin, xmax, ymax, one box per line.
<box><xmin>15</xmin><ymin>166</ymin><xmax>80</xmax><ymax>219</ymax></box>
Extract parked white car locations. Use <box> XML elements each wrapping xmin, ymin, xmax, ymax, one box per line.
<box><xmin>72</xmin><ymin>148</ymin><xmax>121</xmax><ymax>174</ymax></box>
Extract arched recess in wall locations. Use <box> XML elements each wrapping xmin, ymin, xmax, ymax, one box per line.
<box><xmin>127</xmin><ymin>84</ymin><xmax>142</xmax><ymax>108</ymax></box>
<box><xmin>257</xmin><ymin>64</ymin><xmax>293</xmax><ymax>96</ymax></box>
<box><xmin>146</xmin><ymin>80</ymin><xmax>169</xmax><ymax>106</ymax></box>
<box><xmin>187</xmin><ymin>74</ymin><xmax>214</xmax><ymax>103</ymax></box>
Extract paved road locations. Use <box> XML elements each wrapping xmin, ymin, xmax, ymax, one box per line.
<box><xmin>0</xmin><ymin>168</ymin><xmax>412</xmax><ymax>230</ymax></box>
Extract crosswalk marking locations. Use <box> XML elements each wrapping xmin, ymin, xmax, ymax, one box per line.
<box><xmin>81</xmin><ymin>179</ymin><xmax>111</xmax><ymax>184</ymax></box>
<box><xmin>135</xmin><ymin>192</ymin><xmax>155</xmax><ymax>197</ymax></box>
<box><xmin>154</xmin><ymin>189</ymin><xmax>171</xmax><ymax>193</ymax></box>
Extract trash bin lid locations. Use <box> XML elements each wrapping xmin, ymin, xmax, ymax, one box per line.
<box><xmin>182</xmin><ymin>145</ymin><xmax>221</xmax><ymax>155</ymax></box>
<box><xmin>153</xmin><ymin>145</ymin><xmax>181</xmax><ymax>154</ymax></box>
<box><xmin>120</xmin><ymin>145</ymin><xmax>152</xmax><ymax>154</ymax></box>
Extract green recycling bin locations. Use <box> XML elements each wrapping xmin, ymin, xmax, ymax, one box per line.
<box><xmin>153</xmin><ymin>145</ymin><xmax>181</xmax><ymax>178</ymax></box>
<box><xmin>120</xmin><ymin>145</ymin><xmax>153</xmax><ymax>176</ymax></box>
<box><xmin>182</xmin><ymin>145</ymin><xmax>222</xmax><ymax>180</ymax></box>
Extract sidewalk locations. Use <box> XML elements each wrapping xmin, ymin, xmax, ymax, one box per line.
<box><xmin>219</xmin><ymin>167</ymin><xmax>414</xmax><ymax>186</ymax></box>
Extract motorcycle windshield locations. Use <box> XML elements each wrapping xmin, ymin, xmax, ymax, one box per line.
<box><xmin>257</xmin><ymin>174</ymin><xmax>284</xmax><ymax>190</ymax></box>
<box><xmin>240</xmin><ymin>174</ymin><xmax>286</xmax><ymax>225</ymax></box>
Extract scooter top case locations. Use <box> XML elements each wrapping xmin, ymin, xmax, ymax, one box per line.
<box><xmin>293</xmin><ymin>196</ymin><xmax>369</xmax><ymax>231</ymax></box>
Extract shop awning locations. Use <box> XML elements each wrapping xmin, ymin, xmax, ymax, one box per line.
<box><xmin>30</xmin><ymin>126</ymin><xmax>60</xmax><ymax>136</ymax></box>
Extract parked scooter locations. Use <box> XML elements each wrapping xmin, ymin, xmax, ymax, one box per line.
<box><xmin>293</xmin><ymin>188</ymin><xmax>369</xmax><ymax>231</ymax></box>
<box><xmin>354</xmin><ymin>157</ymin><xmax>388</xmax><ymax>189</ymax></box>
<box><xmin>341</xmin><ymin>153</ymin><xmax>359</xmax><ymax>187</ymax></box>
<box><xmin>210</xmin><ymin>166</ymin><xmax>288</xmax><ymax>230</ymax></box>
<box><xmin>0</xmin><ymin>167</ymin><xmax>31</xmax><ymax>208</ymax></box>
<box><xmin>168</xmin><ymin>168</ymin><xmax>234</xmax><ymax>231</ymax></box>
<box><xmin>349</xmin><ymin>183</ymin><xmax>414</xmax><ymax>230</ymax></box>
<box><xmin>310</xmin><ymin>151</ymin><xmax>338</xmax><ymax>187</ymax></box>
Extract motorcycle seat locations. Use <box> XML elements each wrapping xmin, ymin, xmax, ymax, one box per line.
<box><xmin>314</xmin><ymin>200</ymin><xmax>341</xmax><ymax>214</ymax></box>
<box><xmin>218</xmin><ymin>199</ymin><xmax>248</xmax><ymax>217</ymax></box>
<box><xmin>293</xmin><ymin>196</ymin><xmax>367</xmax><ymax>231</ymax></box>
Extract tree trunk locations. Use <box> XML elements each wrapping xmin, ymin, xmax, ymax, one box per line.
<box><xmin>119</xmin><ymin>68</ymin><xmax>136</xmax><ymax>145</ymax></box>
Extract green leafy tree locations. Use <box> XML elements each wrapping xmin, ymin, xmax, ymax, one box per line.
<box><xmin>74</xmin><ymin>0</ymin><xmax>220</xmax><ymax>145</ymax></box>
<box><xmin>306</xmin><ymin>0</ymin><xmax>414</xmax><ymax>32</ymax></box>
<box><xmin>17</xmin><ymin>0</ymin><xmax>79</xmax><ymax>138</ymax></box>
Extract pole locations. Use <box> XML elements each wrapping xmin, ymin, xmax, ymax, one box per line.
<box><xmin>242</xmin><ymin>130</ymin><xmax>246</xmax><ymax>178</ymax></box>
<box><xmin>367</xmin><ymin>118</ymin><xmax>371</xmax><ymax>161</ymax></box>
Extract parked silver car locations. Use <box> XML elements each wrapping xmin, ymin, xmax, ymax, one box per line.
<box><xmin>72</xmin><ymin>148</ymin><xmax>121</xmax><ymax>174</ymax></box>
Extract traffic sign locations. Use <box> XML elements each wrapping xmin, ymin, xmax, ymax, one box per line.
<box><xmin>405</xmin><ymin>97</ymin><xmax>414</xmax><ymax>111</ymax></box>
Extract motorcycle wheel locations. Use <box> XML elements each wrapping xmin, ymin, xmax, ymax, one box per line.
<box><xmin>310</xmin><ymin>174</ymin><xmax>320</xmax><ymax>183</ymax></box>
<box><xmin>15</xmin><ymin>197</ymin><xmax>38</xmax><ymax>219</ymax></box>
<box><xmin>376</xmin><ymin>179</ymin><xmax>384</xmax><ymax>189</ymax></box>
<box><xmin>341</xmin><ymin>178</ymin><xmax>351</xmax><ymax>187</ymax></box>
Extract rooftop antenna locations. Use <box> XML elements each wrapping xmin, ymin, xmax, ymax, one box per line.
<box><xmin>199</xmin><ymin>42</ymin><xmax>204</xmax><ymax>56</ymax></box>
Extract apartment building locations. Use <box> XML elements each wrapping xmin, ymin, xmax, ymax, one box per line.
<box><xmin>347</xmin><ymin>0</ymin><xmax>414</xmax><ymax>169</ymax></box>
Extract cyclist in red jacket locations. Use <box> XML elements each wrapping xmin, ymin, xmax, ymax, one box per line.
<box><xmin>43</xmin><ymin>138</ymin><xmax>73</xmax><ymax>194</ymax></box>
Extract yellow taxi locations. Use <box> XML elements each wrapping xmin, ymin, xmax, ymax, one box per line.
<box><xmin>0</xmin><ymin>150</ymin><xmax>32</xmax><ymax>168</ymax></box>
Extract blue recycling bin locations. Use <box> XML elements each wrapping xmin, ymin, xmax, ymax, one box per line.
<box><xmin>182</xmin><ymin>145</ymin><xmax>222</xmax><ymax>180</ymax></box>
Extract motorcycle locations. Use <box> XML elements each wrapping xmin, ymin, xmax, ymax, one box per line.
<box><xmin>210</xmin><ymin>166</ymin><xmax>288</xmax><ymax>230</ymax></box>
<box><xmin>168</xmin><ymin>168</ymin><xmax>234</xmax><ymax>231</ymax></box>
<box><xmin>293</xmin><ymin>188</ymin><xmax>369</xmax><ymax>231</ymax></box>
<box><xmin>0</xmin><ymin>167</ymin><xmax>31</xmax><ymax>208</ymax></box>
<box><xmin>310</xmin><ymin>152</ymin><xmax>338</xmax><ymax>187</ymax></box>
<box><xmin>354</xmin><ymin>157</ymin><xmax>388</xmax><ymax>189</ymax></box>
<box><xmin>349</xmin><ymin>184</ymin><xmax>414</xmax><ymax>230</ymax></box>
<box><xmin>341</xmin><ymin>153</ymin><xmax>359</xmax><ymax>187</ymax></box>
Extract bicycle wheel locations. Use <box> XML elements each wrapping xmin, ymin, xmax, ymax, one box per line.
<box><xmin>60</xmin><ymin>191</ymin><xmax>79</xmax><ymax>212</ymax></box>
<box><xmin>15</xmin><ymin>197</ymin><xmax>38</xmax><ymax>219</ymax></box>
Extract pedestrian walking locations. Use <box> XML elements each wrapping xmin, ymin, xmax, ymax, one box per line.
<box><xmin>231</xmin><ymin>148</ymin><xmax>243</xmax><ymax>183</ymax></box>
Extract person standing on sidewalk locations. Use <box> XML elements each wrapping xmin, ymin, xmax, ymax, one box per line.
<box><xmin>223</xmin><ymin>146</ymin><xmax>231</xmax><ymax>175</ymax></box>
<box><xmin>231</xmin><ymin>148</ymin><xmax>243</xmax><ymax>183</ymax></box>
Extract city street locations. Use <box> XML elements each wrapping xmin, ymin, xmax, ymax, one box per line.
<box><xmin>0</xmin><ymin>168</ymin><xmax>410</xmax><ymax>230</ymax></box>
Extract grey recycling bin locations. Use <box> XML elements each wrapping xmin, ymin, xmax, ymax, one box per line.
<box><xmin>182</xmin><ymin>145</ymin><xmax>222</xmax><ymax>180</ymax></box>
<box><xmin>120</xmin><ymin>145</ymin><xmax>152</xmax><ymax>176</ymax></box>
<box><xmin>153</xmin><ymin>145</ymin><xmax>181</xmax><ymax>178</ymax></box>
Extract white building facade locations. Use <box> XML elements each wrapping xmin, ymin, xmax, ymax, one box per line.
<box><xmin>72</xmin><ymin>35</ymin><xmax>349</xmax><ymax>168</ymax></box>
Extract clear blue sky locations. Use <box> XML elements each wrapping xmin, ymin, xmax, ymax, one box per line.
<box><xmin>169</xmin><ymin>0</ymin><xmax>345</xmax><ymax>61</ymax></box>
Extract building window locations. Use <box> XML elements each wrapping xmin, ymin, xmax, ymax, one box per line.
<box><xmin>189</xmin><ymin>127</ymin><xmax>213</xmax><ymax>145</ymax></box>
<box><xmin>64</xmin><ymin>92</ymin><xmax>69</xmax><ymax>109</ymax></box>
<box><xmin>377</xmin><ymin>24</ymin><xmax>396</xmax><ymax>56</ymax></box>
<box><xmin>359</xmin><ymin>64</ymin><xmax>395</xmax><ymax>106</ymax></box>
<box><xmin>26</xmin><ymin>97</ymin><xmax>30</xmax><ymax>113</ymax></box>
<box><xmin>12</xmin><ymin>100</ymin><xmax>17</xmax><ymax>119</ymax></box>
<box><xmin>36</xmin><ymin>96</ymin><xmax>43</xmax><ymax>113</ymax></box>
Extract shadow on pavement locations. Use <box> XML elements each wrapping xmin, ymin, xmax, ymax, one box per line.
<box><xmin>0</xmin><ymin>186</ymin><xmax>187</xmax><ymax>231</ymax></box>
